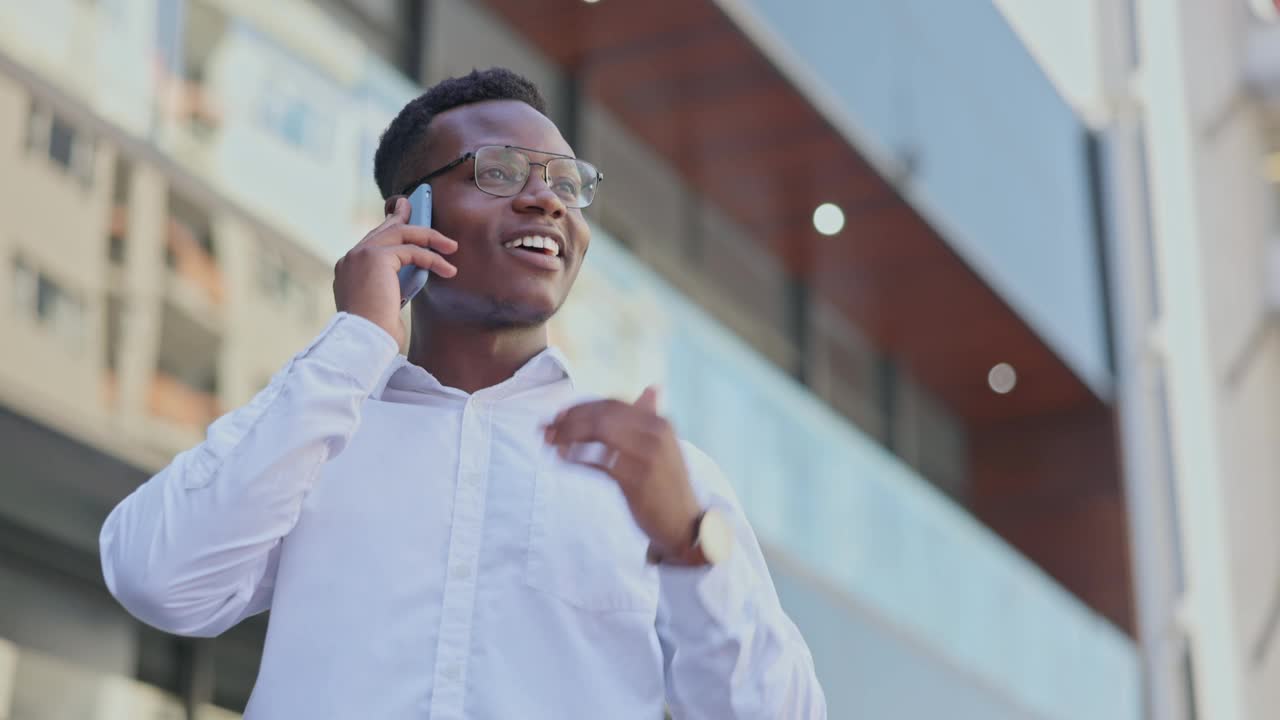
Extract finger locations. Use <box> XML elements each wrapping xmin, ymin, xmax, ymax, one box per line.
<box><xmin>363</xmin><ymin>224</ymin><xmax>457</xmax><ymax>253</ymax></box>
<box><xmin>394</xmin><ymin>226</ymin><xmax>458</xmax><ymax>254</ymax></box>
<box><xmin>384</xmin><ymin>194</ymin><xmax>406</xmax><ymax>217</ymax></box>
<box><xmin>575</xmin><ymin>452</ymin><xmax>645</xmax><ymax>487</ymax></box>
<box><xmin>633</xmin><ymin>385</ymin><xmax>660</xmax><ymax>414</ymax></box>
<box><xmin>546</xmin><ymin>400</ymin><xmax>665</xmax><ymax>460</ymax></box>
<box><xmin>552</xmin><ymin>440</ymin><xmax>644</xmax><ymax>489</ymax></box>
<box><xmin>389</xmin><ymin>245</ymin><xmax>458</xmax><ymax>278</ymax></box>
<box><xmin>356</xmin><ymin>197</ymin><xmax>410</xmax><ymax>247</ymax></box>
<box><xmin>390</xmin><ymin>195</ymin><xmax>410</xmax><ymax>222</ymax></box>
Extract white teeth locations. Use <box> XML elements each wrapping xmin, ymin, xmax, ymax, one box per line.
<box><xmin>504</xmin><ymin>235</ymin><xmax>561</xmax><ymax>256</ymax></box>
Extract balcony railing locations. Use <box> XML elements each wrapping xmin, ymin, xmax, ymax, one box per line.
<box><xmin>165</xmin><ymin>218</ymin><xmax>224</xmax><ymax>306</ymax></box>
<box><xmin>146</xmin><ymin>372</ymin><xmax>219</xmax><ymax>431</ymax></box>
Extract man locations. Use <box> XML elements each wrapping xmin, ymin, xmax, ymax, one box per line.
<box><xmin>101</xmin><ymin>68</ymin><xmax>825</xmax><ymax>719</ymax></box>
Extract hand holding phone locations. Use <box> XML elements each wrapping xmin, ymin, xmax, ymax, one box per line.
<box><xmin>333</xmin><ymin>188</ymin><xmax>455</xmax><ymax>347</ymax></box>
<box><xmin>397</xmin><ymin>184</ymin><xmax>433</xmax><ymax>306</ymax></box>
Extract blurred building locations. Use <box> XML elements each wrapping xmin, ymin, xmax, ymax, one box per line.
<box><xmin>0</xmin><ymin>1</ymin><xmax>1140</xmax><ymax>718</ymax></box>
<box><xmin>1088</xmin><ymin>0</ymin><xmax>1280</xmax><ymax>718</ymax></box>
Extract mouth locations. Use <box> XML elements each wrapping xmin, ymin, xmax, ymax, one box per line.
<box><xmin>500</xmin><ymin>232</ymin><xmax>566</xmax><ymax>271</ymax></box>
<box><xmin>502</xmin><ymin>233</ymin><xmax>563</xmax><ymax>258</ymax></box>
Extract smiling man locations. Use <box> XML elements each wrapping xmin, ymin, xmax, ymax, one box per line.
<box><xmin>100</xmin><ymin>68</ymin><xmax>825</xmax><ymax>719</ymax></box>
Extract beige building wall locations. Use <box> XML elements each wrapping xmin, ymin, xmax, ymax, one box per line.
<box><xmin>1109</xmin><ymin>0</ymin><xmax>1280</xmax><ymax>717</ymax></box>
<box><xmin>0</xmin><ymin>67</ymin><xmax>334</xmax><ymax>479</ymax></box>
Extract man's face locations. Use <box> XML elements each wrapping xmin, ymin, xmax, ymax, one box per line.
<box><xmin>387</xmin><ymin>100</ymin><xmax>592</xmax><ymax>329</ymax></box>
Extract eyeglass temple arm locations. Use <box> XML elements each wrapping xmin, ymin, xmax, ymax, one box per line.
<box><xmin>398</xmin><ymin>153</ymin><xmax>475</xmax><ymax>196</ymax></box>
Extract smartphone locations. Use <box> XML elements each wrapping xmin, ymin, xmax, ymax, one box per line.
<box><xmin>397</xmin><ymin>184</ymin><xmax>433</xmax><ymax>307</ymax></box>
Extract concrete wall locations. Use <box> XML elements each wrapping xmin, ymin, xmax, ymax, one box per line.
<box><xmin>1108</xmin><ymin>0</ymin><xmax>1280</xmax><ymax>716</ymax></box>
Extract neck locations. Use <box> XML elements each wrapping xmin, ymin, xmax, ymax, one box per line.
<box><xmin>406</xmin><ymin>303</ymin><xmax>550</xmax><ymax>394</ymax></box>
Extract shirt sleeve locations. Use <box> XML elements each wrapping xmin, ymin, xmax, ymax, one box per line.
<box><xmin>657</xmin><ymin>443</ymin><xmax>827</xmax><ymax>719</ymax></box>
<box><xmin>99</xmin><ymin>312</ymin><xmax>400</xmax><ymax>638</ymax></box>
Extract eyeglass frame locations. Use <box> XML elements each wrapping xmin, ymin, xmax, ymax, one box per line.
<box><xmin>397</xmin><ymin>145</ymin><xmax>604</xmax><ymax>208</ymax></box>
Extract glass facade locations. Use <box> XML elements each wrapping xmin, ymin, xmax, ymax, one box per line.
<box><xmin>568</xmin><ymin>230</ymin><xmax>1139</xmax><ymax>719</ymax></box>
<box><xmin>730</xmin><ymin>0</ymin><xmax>1113</xmax><ymax>398</ymax></box>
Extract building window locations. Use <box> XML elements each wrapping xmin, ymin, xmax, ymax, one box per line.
<box><xmin>105</xmin><ymin>296</ymin><xmax>123</xmax><ymax>372</ymax></box>
<box><xmin>48</xmin><ymin>116</ymin><xmax>74</xmax><ymax>168</ymax></box>
<box><xmin>26</xmin><ymin>102</ymin><xmax>96</xmax><ymax>187</ymax></box>
<box><xmin>36</xmin><ymin>273</ymin><xmax>57</xmax><ymax>320</ymax></box>
<box><xmin>256</xmin><ymin>248</ymin><xmax>293</xmax><ymax>303</ymax></box>
<box><xmin>13</xmin><ymin>255</ymin><xmax>86</xmax><ymax>349</ymax></box>
<box><xmin>256</xmin><ymin>241</ymin><xmax>320</xmax><ymax>322</ymax></box>
<box><xmin>109</xmin><ymin>156</ymin><xmax>132</xmax><ymax>264</ymax></box>
<box><xmin>12</xmin><ymin>255</ymin><xmax>36</xmax><ymax>315</ymax></box>
<box><xmin>109</xmin><ymin>234</ymin><xmax>127</xmax><ymax>264</ymax></box>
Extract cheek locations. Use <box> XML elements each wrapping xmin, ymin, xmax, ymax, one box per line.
<box><xmin>435</xmin><ymin>211</ymin><xmax>496</xmax><ymax>257</ymax></box>
<box><xmin>569</xmin><ymin>217</ymin><xmax>591</xmax><ymax>257</ymax></box>
<box><xmin>431</xmin><ymin>185</ymin><xmax>490</xmax><ymax>232</ymax></box>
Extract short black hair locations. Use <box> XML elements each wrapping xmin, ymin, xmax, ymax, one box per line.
<box><xmin>373</xmin><ymin>67</ymin><xmax>549</xmax><ymax>199</ymax></box>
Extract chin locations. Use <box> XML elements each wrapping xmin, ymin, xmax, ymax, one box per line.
<box><xmin>425</xmin><ymin>286</ymin><xmax>562</xmax><ymax>329</ymax></box>
<box><xmin>476</xmin><ymin>296</ymin><xmax>561</xmax><ymax>330</ymax></box>
<box><xmin>480</xmin><ymin>309</ymin><xmax>554</xmax><ymax>331</ymax></box>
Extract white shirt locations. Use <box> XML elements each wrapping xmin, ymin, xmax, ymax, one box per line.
<box><xmin>100</xmin><ymin>313</ymin><xmax>825</xmax><ymax>719</ymax></box>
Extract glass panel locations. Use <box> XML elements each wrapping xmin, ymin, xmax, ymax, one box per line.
<box><xmin>558</xmin><ymin>227</ymin><xmax>1142</xmax><ymax>720</ymax></box>
<box><xmin>733</xmin><ymin>0</ymin><xmax>1112</xmax><ymax>395</ymax></box>
<box><xmin>48</xmin><ymin>114</ymin><xmax>74</xmax><ymax>169</ymax></box>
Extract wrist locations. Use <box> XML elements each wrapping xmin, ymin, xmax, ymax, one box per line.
<box><xmin>339</xmin><ymin>307</ymin><xmax>402</xmax><ymax>346</ymax></box>
<box><xmin>647</xmin><ymin>507</ymin><xmax>733</xmax><ymax>567</ymax></box>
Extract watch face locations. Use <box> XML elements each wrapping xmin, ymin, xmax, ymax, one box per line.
<box><xmin>699</xmin><ymin>508</ymin><xmax>734</xmax><ymax>565</ymax></box>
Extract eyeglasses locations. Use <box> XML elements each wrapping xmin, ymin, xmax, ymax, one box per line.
<box><xmin>400</xmin><ymin>145</ymin><xmax>604</xmax><ymax>209</ymax></box>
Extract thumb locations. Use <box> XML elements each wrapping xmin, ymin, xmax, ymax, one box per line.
<box><xmin>634</xmin><ymin>385</ymin><xmax>661</xmax><ymax>414</ymax></box>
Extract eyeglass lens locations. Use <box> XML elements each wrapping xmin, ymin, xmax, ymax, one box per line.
<box><xmin>473</xmin><ymin>146</ymin><xmax>599</xmax><ymax>208</ymax></box>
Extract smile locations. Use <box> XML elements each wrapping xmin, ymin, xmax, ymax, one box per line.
<box><xmin>502</xmin><ymin>235</ymin><xmax>561</xmax><ymax>257</ymax></box>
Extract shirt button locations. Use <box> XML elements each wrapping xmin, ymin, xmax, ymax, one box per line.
<box><xmin>441</xmin><ymin>664</ymin><xmax>461</xmax><ymax>681</ymax></box>
<box><xmin>450</xmin><ymin>564</ymin><xmax>472</xmax><ymax>581</ymax></box>
<box><xmin>463</xmin><ymin>471</ymin><xmax>482</xmax><ymax>487</ymax></box>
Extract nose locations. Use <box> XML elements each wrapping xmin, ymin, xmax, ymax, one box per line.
<box><xmin>512</xmin><ymin>172</ymin><xmax>566</xmax><ymax>219</ymax></box>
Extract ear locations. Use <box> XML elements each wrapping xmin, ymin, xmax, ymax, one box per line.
<box><xmin>384</xmin><ymin>194</ymin><xmax>406</xmax><ymax>216</ymax></box>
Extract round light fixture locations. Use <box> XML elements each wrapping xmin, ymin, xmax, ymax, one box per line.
<box><xmin>812</xmin><ymin>203</ymin><xmax>845</xmax><ymax>236</ymax></box>
<box><xmin>987</xmin><ymin>363</ymin><xmax>1017</xmax><ymax>394</ymax></box>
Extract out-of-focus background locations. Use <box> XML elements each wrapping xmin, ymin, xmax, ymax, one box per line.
<box><xmin>0</xmin><ymin>0</ymin><xmax>1275</xmax><ymax>718</ymax></box>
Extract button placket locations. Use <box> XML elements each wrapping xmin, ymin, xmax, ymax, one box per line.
<box><xmin>427</xmin><ymin>397</ymin><xmax>492</xmax><ymax>718</ymax></box>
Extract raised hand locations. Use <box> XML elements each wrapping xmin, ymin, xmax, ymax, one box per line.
<box><xmin>544</xmin><ymin>386</ymin><xmax>702</xmax><ymax>559</ymax></box>
<box><xmin>333</xmin><ymin>196</ymin><xmax>458</xmax><ymax>346</ymax></box>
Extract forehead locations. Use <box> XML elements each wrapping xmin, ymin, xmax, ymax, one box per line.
<box><xmin>421</xmin><ymin>100</ymin><xmax>571</xmax><ymax>169</ymax></box>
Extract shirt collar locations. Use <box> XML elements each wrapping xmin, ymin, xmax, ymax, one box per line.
<box><xmin>371</xmin><ymin>346</ymin><xmax>576</xmax><ymax>400</ymax></box>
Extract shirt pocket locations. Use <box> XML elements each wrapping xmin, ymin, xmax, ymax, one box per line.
<box><xmin>524</xmin><ymin>467</ymin><xmax>659</xmax><ymax>614</ymax></box>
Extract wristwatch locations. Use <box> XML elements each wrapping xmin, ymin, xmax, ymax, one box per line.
<box><xmin>647</xmin><ymin>507</ymin><xmax>734</xmax><ymax>567</ymax></box>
